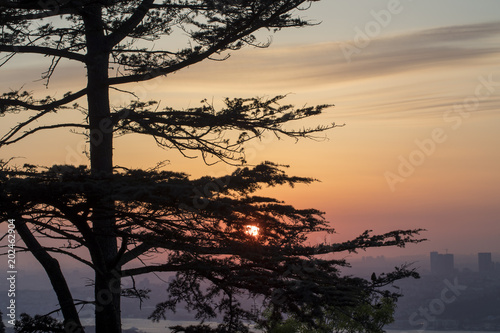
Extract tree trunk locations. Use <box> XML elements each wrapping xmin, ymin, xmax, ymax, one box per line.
<box><xmin>83</xmin><ymin>4</ymin><xmax>121</xmax><ymax>333</ymax></box>
<box><xmin>15</xmin><ymin>219</ymin><xmax>85</xmax><ymax>332</ymax></box>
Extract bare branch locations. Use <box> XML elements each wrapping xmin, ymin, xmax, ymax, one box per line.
<box><xmin>1</xmin><ymin>123</ymin><xmax>88</xmax><ymax>146</ymax></box>
<box><xmin>122</xmin><ymin>262</ymin><xmax>190</xmax><ymax>277</ymax></box>
<box><xmin>105</xmin><ymin>0</ymin><xmax>155</xmax><ymax>48</ymax></box>
<box><xmin>0</xmin><ymin>45</ymin><xmax>86</xmax><ymax>62</ymax></box>
<box><xmin>118</xmin><ymin>242</ymin><xmax>154</xmax><ymax>266</ymax></box>
<box><xmin>0</xmin><ymin>88</ymin><xmax>87</xmax><ymax>112</ymax></box>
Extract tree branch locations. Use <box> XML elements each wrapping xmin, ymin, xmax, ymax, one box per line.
<box><xmin>107</xmin><ymin>2</ymin><xmax>306</xmax><ymax>85</ymax></box>
<box><xmin>105</xmin><ymin>0</ymin><xmax>155</xmax><ymax>48</ymax></box>
<box><xmin>16</xmin><ymin>245</ymin><xmax>95</xmax><ymax>269</ymax></box>
<box><xmin>122</xmin><ymin>262</ymin><xmax>190</xmax><ymax>277</ymax></box>
<box><xmin>0</xmin><ymin>88</ymin><xmax>87</xmax><ymax>112</ymax></box>
<box><xmin>0</xmin><ymin>45</ymin><xmax>85</xmax><ymax>62</ymax></box>
<box><xmin>1</xmin><ymin>123</ymin><xmax>88</xmax><ymax>146</ymax></box>
<box><xmin>118</xmin><ymin>242</ymin><xmax>154</xmax><ymax>266</ymax></box>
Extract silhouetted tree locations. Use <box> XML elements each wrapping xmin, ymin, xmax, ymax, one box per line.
<box><xmin>0</xmin><ymin>1</ymin><xmax>424</xmax><ymax>333</ymax></box>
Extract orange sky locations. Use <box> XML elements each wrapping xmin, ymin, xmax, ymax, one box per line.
<box><xmin>1</xmin><ymin>4</ymin><xmax>500</xmax><ymax>261</ymax></box>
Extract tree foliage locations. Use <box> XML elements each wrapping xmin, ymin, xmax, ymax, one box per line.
<box><xmin>0</xmin><ymin>0</ymin><xmax>329</xmax><ymax>160</ymax></box>
<box><xmin>1</xmin><ymin>162</ymin><xmax>423</xmax><ymax>331</ymax></box>
<box><xmin>14</xmin><ymin>314</ymin><xmax>64</xmax><ymax>333</ymax></box>
<box><xmin>263</xmin><ymin>294</ymin><xmax>397</xmax><ymax>333</ymax></box>
<box><xmin>0</xmin><ymin>1</ymin><xmax>424</xmax><ymax>332</ymax></box>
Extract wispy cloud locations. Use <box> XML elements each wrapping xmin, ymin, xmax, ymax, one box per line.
<box><xmin>4</xmin><ymin>21</ymin><xmax>499</xmax><ymax>121</ymax></box>
<box><xmin>4</xmin><ymin>21</ymin><xmax>500</xmax><ymax>97</ymax></box>
<box><xmin>150</xmin><ymin>21</ymin><xmax>500</xmax><ymax>121</ymax></box>
<box><xmin>334</xmin><ymin>21</ymin><xmax>500</xmax><ymax>81</ymax></box>
<box><xmin>166</xmin><ymin>21</ymin><xmax>500</xmax><ymax>92</ymax></box>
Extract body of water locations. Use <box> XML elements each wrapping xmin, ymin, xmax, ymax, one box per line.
<box><xmin>120</xmin><ymin>319</ymin><xmax>500</xmax><ymax>333</ymax></box>
<box><xmin>122</xmin><ymin>318</ymin><xmax>213</xmax><ymax>332</ymax></box>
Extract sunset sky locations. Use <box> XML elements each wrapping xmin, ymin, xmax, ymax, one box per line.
<box><xmin>1</xmin><ymin>0</ymin><xmax>499</xmax><ymax>262</ymax></box>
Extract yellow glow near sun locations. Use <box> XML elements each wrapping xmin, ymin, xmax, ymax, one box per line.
<box><xmin>245</xmin><ymin>225</ymin><xmax>260</xmax><ymax>237</ymax></box>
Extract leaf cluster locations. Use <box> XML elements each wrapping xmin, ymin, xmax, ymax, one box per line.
<box><xmin>14</xmin><ymin>313</ymin><xmax>64</xmax><ymax>333</ymax></box>
<box><xmin>112</xmin><ymin>96</ymin><xmax>335</xmax><ymax>164</ymax></box>
<box><xmin>1</xmin><ymin>1</ymin><xmax>320</xmax><ymax>82</ymax></box>
<box><xmin>0</xmin><ymin>162</ymin><xmax>424</xmax><ymax>331</ymax></box>
<box><xmin>1</xmin><ymin>94</ymin><xmax>336</xmax><ymax>165</ymax></box>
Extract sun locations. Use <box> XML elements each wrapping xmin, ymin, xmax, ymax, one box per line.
<box><xmin>245</xmin><ymin>225</ymin><xmax>260</xmax><ymax>237</ymax></box>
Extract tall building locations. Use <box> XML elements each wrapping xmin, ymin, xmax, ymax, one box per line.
<box><xmin>478</xmin><ymin>252</ymin><xmax>493</xmax><ymax>273</ymax></box>
<box><xmin>430</xmin><ymin>251</ymin><xmax>454</xmax><ymax>275</ymax></box>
